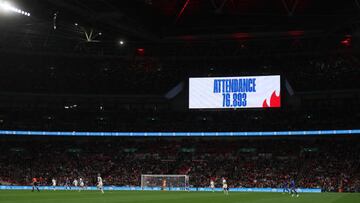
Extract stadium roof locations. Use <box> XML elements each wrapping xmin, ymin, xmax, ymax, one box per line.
<box><xmin>0</xmin><ymin>0</ymin><xmax>359</xmax><ymax>54</ymax></box>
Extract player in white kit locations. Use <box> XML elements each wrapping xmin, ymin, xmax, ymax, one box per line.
<box><xmin>222</xmin><ymin>177</ymin><xmax>229</xmax><ymax>195</ymax></box>
<box><xmin>97</xmin><ymin>174</ymin><xmax>104</xmax><ymax>194</ymax></box>
<box><xmin>210</xmin><ymin>179</ymin><xmax>215</xmax><ymax>192</ymax></box>
<box><xmin>79</xmin><ymin>177</ymin><xmax>85</xmax><ymax>191</ymax></box>
<box><xmin>73</xmin><ymin>178</ymin><xmax>78</xmax><ymax>189</ymax></box>
<box><xmin>52</xmin><ymin>178</ymin><xmax>56</xmax><ymax>191</ymax></box>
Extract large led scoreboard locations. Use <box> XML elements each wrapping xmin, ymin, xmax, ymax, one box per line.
<box><xmin>189</xmin><ymin>75</ymin><xmax>281</xmax><ymax>109</ymax></box>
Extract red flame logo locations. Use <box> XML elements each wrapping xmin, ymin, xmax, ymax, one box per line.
<box><xmin>262</xmin><ymin>91</ymin><xmax>280</xmax><ymax>108</ymax></box>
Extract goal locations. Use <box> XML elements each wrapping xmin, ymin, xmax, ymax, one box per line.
<box><xmin>141</xmin><ymin>174</ymin><xmax>189</xmax><ymax>191</ymax></box>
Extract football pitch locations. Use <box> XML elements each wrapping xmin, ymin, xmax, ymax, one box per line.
<box><xmin>0</xmin><ymin>191</ymin><xmax>359</xmax><ymax>203</ymax></box>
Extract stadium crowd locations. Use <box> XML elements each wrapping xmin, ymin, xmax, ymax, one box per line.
<box><xmin>0</xmin><ymin>138</ymin><xmax>359</xmax><ymax>192</ymax></box>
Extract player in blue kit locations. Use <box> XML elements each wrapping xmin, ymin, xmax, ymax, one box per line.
<box><xmin>290</xmin><ymin>179</ymin><xmax>299</xmax><ymax>197</ymax></box>
<box><xmin>282</xmin><ymin>181</ymin><xmax>290</xmax><ymax>194</ymax></box>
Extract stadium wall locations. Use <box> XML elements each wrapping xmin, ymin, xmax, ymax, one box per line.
<box><xmin>0</xmin><ymin>186</ymin><xmax>321</xmax><ymax>193</ymax></box>
<box><xmin>0</xmin><ymin>129</ymin><xmax>359</xmax><ymax>137</ymax></box>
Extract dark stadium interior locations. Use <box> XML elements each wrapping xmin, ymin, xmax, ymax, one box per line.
<box><xmin>0</xmin><ymin>0</ymin><xmax>360</xmax><ymax>195</ymax></box>
<box><xmin>0</xmin><ymin>0</ymin><xmax>359</xmax><ymax>131</ymax></box>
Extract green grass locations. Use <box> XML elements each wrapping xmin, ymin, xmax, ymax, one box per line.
<box><xmin>0</xmin><ymin>191</ymin><xmax>359</xmax><ymax>203</ymax></box>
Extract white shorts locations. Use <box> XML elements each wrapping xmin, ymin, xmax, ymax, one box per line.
<box><xmin>98</xmin><ymin>183</ymin><xmax>103</xmax><ymax>188</ymax></box>
<box><xmin>223</xmin><ymin>184</ymin><xmax>228</xmax><ymax>189</ymax></box>
<box><xmin>80</xmin><ymin>183</ymin><xmax>84</xmax><ymax>187</ymax></box>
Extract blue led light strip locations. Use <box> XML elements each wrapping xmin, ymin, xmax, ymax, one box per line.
<box><xmin>0</xmin><ymin>185</ymin><xmax>322</xmax><ymax>193</ymax></box>
<box><xmin>0</xmin><ymin>129</ymin><xmax>359</xmax><ymax>137</ymax></box>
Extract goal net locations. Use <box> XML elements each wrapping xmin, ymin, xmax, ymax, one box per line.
<box><xmin>141</xmin><ymin>174</ymin><xmax>189</xmax><ymax>191</ymax></box>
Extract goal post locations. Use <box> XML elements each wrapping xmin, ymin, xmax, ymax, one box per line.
<box><xmin>141</xmin><ymin>174</ymin><xmax>189</xmax><ymax>191</ymax></box>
